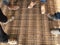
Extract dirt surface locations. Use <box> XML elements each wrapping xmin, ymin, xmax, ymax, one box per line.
<box><xmin>0</xmin><ymin>0</ymin><xmax>60</xmax><ymax>45</ymax></box>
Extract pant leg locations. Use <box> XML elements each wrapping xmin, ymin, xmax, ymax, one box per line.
<box><xmin>2</xmin><ymin>0</ymin><xmax>10</xmax><ymax>6</ymax></box>
<box><xmin>0</xmin><ymin>25</ymin><xmax>9</xmax><ymax>42</ymax></box>
<box><xmin>40</xmin><ymin>0</ymin><xmax>46</xmax><ymax>3</ymax></box>
<box><xmin>55</xmin><ymin>12</ymin><xmax>60</xmax><ymax>19</ymax></box>
<box><xmin>32</xmin><ymin>0</ymin><xmax>36</xmax><ymax>2</ymax></box>
<box><xmin>0</xmin><ymin>9</ymin><xmax>8</xmax><ymax>23</ymax></box>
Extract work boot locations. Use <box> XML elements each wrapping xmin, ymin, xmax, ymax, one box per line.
<box><xmin>8</xmin><ymin>34</ymin><xmax>17</xmax><ymax>44</ymax></box>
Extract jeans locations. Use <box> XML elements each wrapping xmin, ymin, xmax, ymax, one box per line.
<box><xmin>40</xmin><ymin>0</ymin><xmax>46</xmax><ymax>3</ymax></box>
<box><xmin>2</xmin><ymin>0</ymin><xmax>10</xmax><ymax>6</ymax></box>
<box><xmin>54</xmin><ymin>12</ymin><xmax>60</xmax><ymax>19</ymax></box>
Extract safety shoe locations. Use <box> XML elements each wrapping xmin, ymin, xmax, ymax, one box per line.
<box><xmin>8</xmin><ymin>38</ymin><xmax>17</xmax><ymax>44</ymax></box>
<box><xmin>8</xmin><ymin>34</ymin><xmax>17</xmax><ymax>44</ymax></box>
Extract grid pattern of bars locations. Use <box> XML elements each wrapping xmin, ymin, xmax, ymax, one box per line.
<box><xmin>0</xmin><ymin>0</ymin><xmax>59</xmax><ymax>45</ymax></box>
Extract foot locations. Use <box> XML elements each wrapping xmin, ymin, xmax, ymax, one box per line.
<box><xmin>8</xmin><ymin>34</ymin><xmax>17</xmax><ymax>44</ymax></box>
<box><xmin>8</xmin><ymin>5</ymin><xmax>19</xmax><ymax>10</ymax></box>
<box><xmin>8</xmin><ymin>39</ymin><xmax>17</xmax><ymax>44</ymax></box>
<box><xmin>51</xmin><ymin>28</ymin><xmax>60</xmax><ymax>35</ymax></box>
<box><xmin>28</xmin><ymin>1</ymin><xmax>36</xmax><ymax>9</ymax></box>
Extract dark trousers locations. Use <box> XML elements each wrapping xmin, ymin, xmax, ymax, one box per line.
<box><xmin>0</xmin><ymin>25</ymin><xmax>9</xmax><ymax>42</ymax></box>
<box><xmin>0</xmin><ymin>9</ymin><xmax>8</xmax><ymax>23</ymax></box>
<box><xmin>0</xmin><ymin>9</ymin><xmax>9</xmax><ymax>42</ymax></box>
<box><xmin>54</xmin><ymin>12</ymin><xmax>60</xmax><ymax>19</ymax></box>
<box><xmin>40</xmin><ymin>0</ymin><xmax>46</xmax><ymax>3</ymax></box>
<box><xmin>2</xmin><ymin>0</ymin><xmax>10</xmax><ymax>6</ymax></box>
